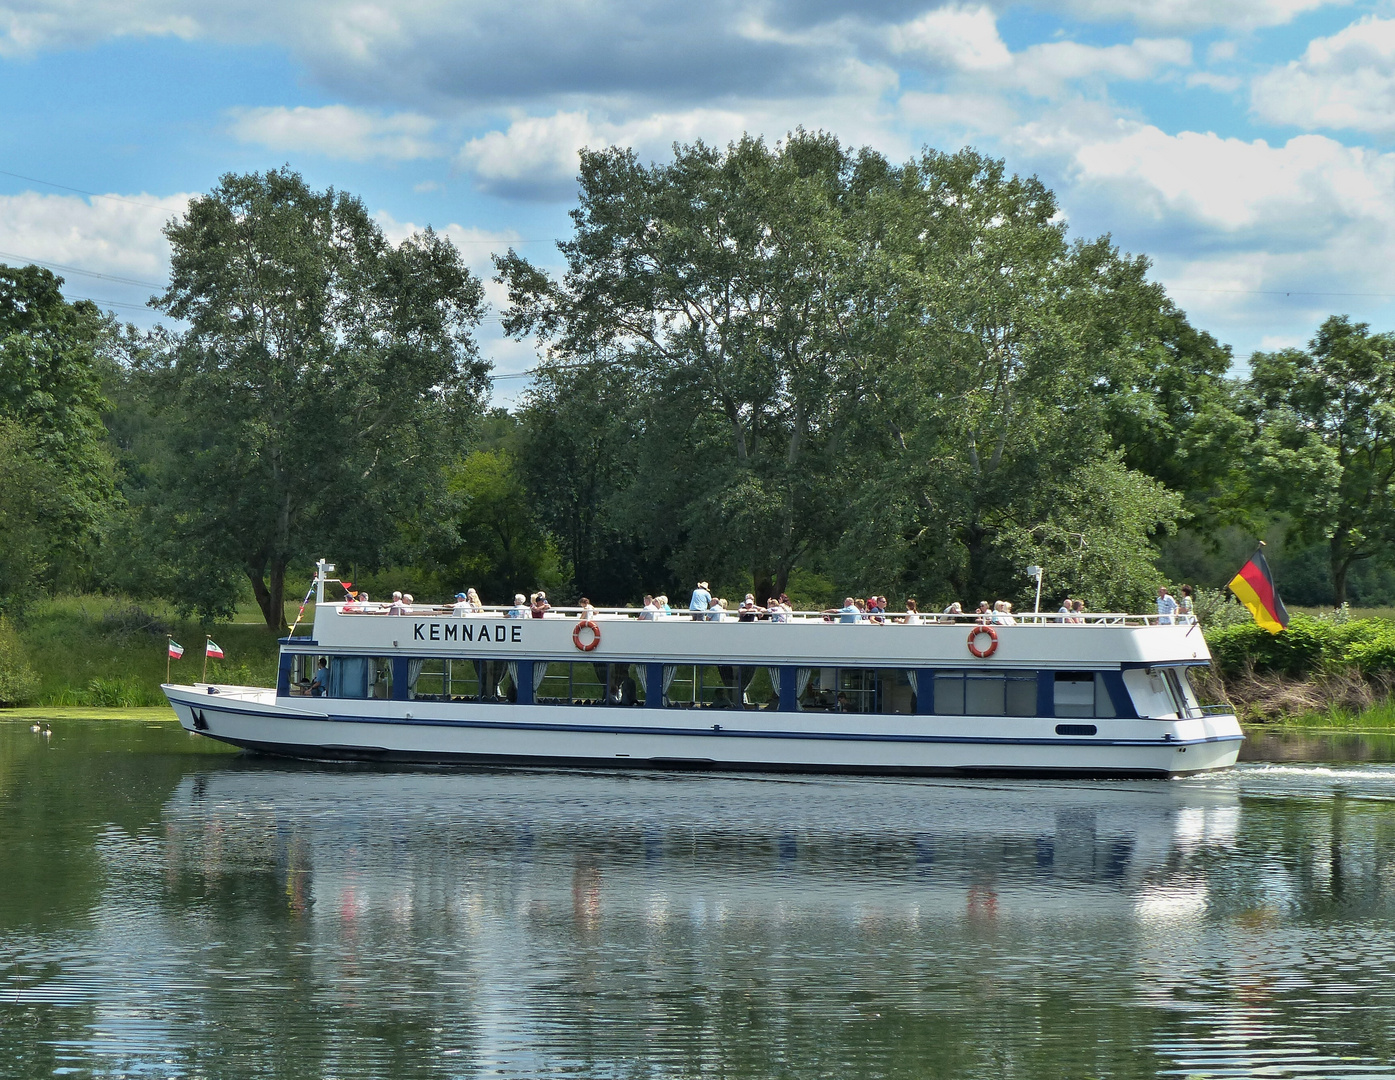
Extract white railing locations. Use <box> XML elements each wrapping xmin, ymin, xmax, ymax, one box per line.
<box><xmin>333</xmin><ymin>603</ymin><xmax>1190</xmax><ymax>628</ymax></box>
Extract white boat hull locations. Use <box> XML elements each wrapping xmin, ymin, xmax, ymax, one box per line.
<box><xmin>164</xmin><ymin>684</ymin><xmax>1243</xmax><ymax>778</ymax></box>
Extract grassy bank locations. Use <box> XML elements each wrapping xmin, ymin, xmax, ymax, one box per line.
<box><xmin>5</xmin><ymin>595</ymin><xmax>292</xmax><ymax>707</ymax></box>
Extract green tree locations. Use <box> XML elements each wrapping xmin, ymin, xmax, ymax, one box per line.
<box><xmin>144</xmin><ymin>168</ymin><xmax>489</xmax><ymax>629</ymax></box>
<box><xmin>1245</xmin><ymin>316</ymin><xmax>1395</xmax><ymax>605</ymax></box>
<box><xmin>0</xmin><ymin>264</ymin><xmax>117</xmax><ymax>595</ymax></box>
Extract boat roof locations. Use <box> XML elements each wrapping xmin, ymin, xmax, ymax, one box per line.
<box><xmin>285</xmin><ymin>603</ymin><xmax>1213</xmax><ymax>669</ymax></box>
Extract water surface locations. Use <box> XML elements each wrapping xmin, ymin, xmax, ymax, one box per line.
<box><xmin>4</xmin><ymin>719</ymin><xmax>1395</xmax><ymax>1079</ymax></box>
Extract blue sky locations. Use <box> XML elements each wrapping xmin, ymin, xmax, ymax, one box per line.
<box><xmin>2</xmin><ymin>0</ymin><xmax>1393</xmax><ymax>402</ymax></box>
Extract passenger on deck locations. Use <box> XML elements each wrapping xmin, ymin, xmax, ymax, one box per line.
<box><xmin>579</xmin><ymin>597</ymin><xmax>597</xmax><ymax>620</ymax></box>
<box><xmin>1178</xmin><ymin>584</ymin><xmax>1195</xmax><ymax>623</ymax></box>
<box><xmin>830</xmin><ymin>597</ymin><xmax>863</xmax><ymax>624</ymax></box>
<box><xmin>507</xmin><ymin>594</ymin><xmax>528</xmax><ymax>618</ymax></box>
<box><xmin>769</xmin><ymin>594</ymin><xmax>792</xmax><ymax>622</ymax></box>
<box><xmin>452</xmin><ymin>592</ymin><xmax>470</xmax><ymax>616</ymax></box>
<box><xmin>1157</xmin><ymin>586</ymin><xmax>1178</xmax><ymax>625</ymax></box>
<box><xmin>708</xmin><ymin>597</ymin><xmax>727</xmax><ymax>621</ymax></box>
<box><xmin>738</xmin><ymin>594</ymin><xmax>761</xmax><ymax>621</ymax></box>
<box><xmin>465</xmin><ymin>588</ymin><xmax>482</xmax><ymax>613</ymax></box>
<box><xmin>1072</xmin><ymin>599</ymin><xmax>1086</xmax><ymax>622</ymax></box>
<box><xmin>388</xmin><ymin>592</ymin><xmax>409</xmax><ymax>616</ymax></box>
<box><xmin>1058</xmin><ymin>598</ymin><xmax>1074</xmax><ymax>621</ymax></box>
<box><xmin>690</xmin><ymin>581</ymin><xmax>712</xmax><ymax>620</ymax></box>
<box><xmin>640</xmin><ymin>594</ymin><xmax>659</xmax><ymax>620</ymax></box>
<box><xmin>657</xmin><ymin>594</ymin><xmax>671</xmax><ymax>615</ymax></box>
<box><xmin>530</xmin><ymin>591</ymin><xmax>551</xmax><ymax>618</ymax></box>
<box><xmin>975</xmin><ymin>601</ymin><xmax>991</xmax><ymax>622</ymax></box>
<box><xmin>942</xmin><ymin>601</ymin><xmax>964</xmax><ymax>622</ymax></box>
<box><xmin>1000</xmin><ymin>601</ymin><xmax>1017</xmax><ymax>625</ymax></box>
<box><xmin>903</xmin><ymin>599</ymin><xmax>922</xmax><ymax>625</ymax></box>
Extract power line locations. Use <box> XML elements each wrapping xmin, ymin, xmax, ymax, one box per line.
<box><xmin>1170</xmin><ymin>287</ymin><xmax>1395</xmax><ymax>299</ymax></box>
<box><xmin>0</xmin><ymin>249</ymin><xmax>165</xmax><ymax>289</ymax></box>
<box><xmin>0</xmin><ymin>169</ymin><xmax>180</xmax><ymax>212</ymax></box>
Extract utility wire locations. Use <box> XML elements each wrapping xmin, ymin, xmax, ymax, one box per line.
<box><xmin>0</xmin><ymin>169</ymin><xmax>180</xmax><ymax>212</ymax></box>
<box><xmin>0</xmin><ymin>249</ymin><xmax>165</xmax><ymax>289</ymax></box>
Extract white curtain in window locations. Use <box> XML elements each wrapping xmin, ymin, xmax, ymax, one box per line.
<box><xmin>533</xmin><ymin>661</ymin><xmax>549</xmax><ymax>692</ymax></box>
<box><xmin>767</xmin><ymin>667</ymin><xmax>782</xmax><ymax>696</ymax></box>
<box><xmin>794</xmin><ymin>667</ymin><xmax>813</xmax><ymax>709</ymax></box>
<box><xmin>407</xmin><ymin>659</ymin><xmax>424</xmax><ymax>700</ymax></box>
<box><xmin>907</xmin><ymin>670</ymin><xmax>918</xmax><ymax>695</ymax></box>
<box><xmin>506</xmin><ymin>662</ymin><xmax>519</xmax><ymax>695</ymax></box>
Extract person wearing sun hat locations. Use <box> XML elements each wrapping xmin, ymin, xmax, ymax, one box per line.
<box><xmin>689</xmin><ymin>580</ymin><xmax>712</xmax><ymax>620</ymax></box>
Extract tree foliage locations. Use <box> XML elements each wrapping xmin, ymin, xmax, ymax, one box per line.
<box><xmin>139</xmin><ymin>168</ymin><xmax>489</xmax><ymax>629</ymax></box>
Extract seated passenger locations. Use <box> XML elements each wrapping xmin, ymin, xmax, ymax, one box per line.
<box><xmin>769</xmin><ymin>594</ymin><xmax>792</xmax><ymax>623</ymax></box>
<box><xmin>465</xmin><ymin>588</ymin><xmax>483</xmax><ymax>613</ymax></box>
<box><xmin>1057</xmin><ymin>598</ymin><xmax>1074</xmax><ymax>622</ymax></box>
<box><xmin>639</xmin><ymin>594</ymin><xmax>659</xmax><ymax>620</ymax></box>
<box><xmin>388</xmin><ymin>591</ymin><xmax>408</xmax><ymax>616</ymax></box>
<box><xmin>1072</xmin><ymin>599</ymin><xmax>1086</xmax><ymax>623</ymax></box>
<box><xmin>657</xmin><ymin>594</ymin><xmax>671</xmax><ymax>615</ymax></box>
<box><xmin>452</xmin><ymin>592</ymin><xmax>470</xmax><ymax>616</ymax></box>
<box><xmin>738</xmin><ymin>594</ymin><xmax>761</xmax><ymax>622</ymax></box>
<box><xmin>942</xmin><ymin>601</ymin><xmax>964</xmax><ymax>622</ymax></box>
<box><xmin>530</xmin><ymin>591</ymin><xmax>551</xmax><ymax>618</ymax></box>
<box><xmin>310</xmin><ymin>659</ymin><xmax>328</xmax><ymax>697</ymax></box>
<box><xmin>507</xmin><ymin>594</ymin><xmax>528</xmax><ymax>618</ymax></box>
<box><xmin>903</xmin><ymin>598</ymin><xmax>922</xmax><ymax>625</ymax></box>
<box><xmin>827</xmin><ymin>597</ymin><xmax>863</xmax><ymax>624</ymax></box>
<box><xmin>708</xmin><ymin>597</ymin><xmax>727</xmax><ymax>621</ymax></box>
<box><xmin>975</xmin><ymin>600</ymin><xmax>991</xmax><ymax>623</ymax></box>
<box><xmin>579</xmin><ymin>597</ymin><xmax>597</xmax><ymax>620</ymax></box>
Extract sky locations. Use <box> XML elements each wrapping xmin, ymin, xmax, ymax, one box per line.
<box><xmin>2</xmin><ymin>0</ymin><xmax>1394</xmax><ymax>403</ymax></box>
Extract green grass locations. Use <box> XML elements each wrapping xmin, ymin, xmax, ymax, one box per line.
<box><xmin>13</xmin><ymin>594</ymin><xmax>284</xmax><ymax>707</ymax></box>
<box><xmin>1264</xmin><ymin>700</ymin><xmax>1395</xmax><ymax>731</ymax></box>
<box><xmin>0</xmin><ymin>706</ymin><xmax>177</xmax><ymax>721</ymax></box>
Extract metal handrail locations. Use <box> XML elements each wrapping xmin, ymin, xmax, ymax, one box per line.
<box><xmin>333</xmin><ymin>603</ymin><xmax>1194</xmax><ymax>627</ymax></box>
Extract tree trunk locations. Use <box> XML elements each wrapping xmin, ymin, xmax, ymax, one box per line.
<box><xmin>247</xmin><ymin>558</ymin><xmax>290</xmax><ymax>632</ymax></box>
<box><xmin>247</xmin><ymin>562</ymin><xmax>275</xmax><ymax>629</ymax></box>
<box><xmin>753</xmin><ymin>569</ymin><xmax>775</xmax><ymax>605</ymax></box>
<box><xmin>1331</xmin><ymin>534</ymin><xmax>1349</xmax><ymax>607</ymax></box>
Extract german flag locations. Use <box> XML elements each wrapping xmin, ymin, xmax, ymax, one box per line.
<box><xmin>1228</xmin><ymin>547</ymin><xmax>1290</xmax><ymax>634</ymax></box>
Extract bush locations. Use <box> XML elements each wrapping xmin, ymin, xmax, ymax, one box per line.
<box><xmin>1205</xmin><ymin>614</ymin><xmax>1395</xmax><ymax>678</ymax></box>
<box><xmin>0</xmin><ymin>616</ymin><xmax>38</xmax><ymax>705</ymax></box>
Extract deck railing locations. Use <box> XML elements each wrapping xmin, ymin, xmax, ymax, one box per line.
<box><xmin>332</xmin><ymin>604</ymin><xmax>1194</xmax><ymax>628</ymax></box>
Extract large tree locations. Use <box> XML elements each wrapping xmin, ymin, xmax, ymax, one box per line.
<box><xmin>0</xmin><ymin>264</ymin><xmax>116</xmax><ymax>600</ymax></box>
<box><xmin>1245</xmin><ymin>316</ymin><xmax>1395</xmax><ymax>605</ymax></box>
<box><xmin>502</xmin><ymin>136</ymin><xmax>1200</xmax><ymax>609</ymax></box>
<box><xmin>144</xmin><ymin>168</ymin><xmax>489</xmax><ymax>629</ymax></box>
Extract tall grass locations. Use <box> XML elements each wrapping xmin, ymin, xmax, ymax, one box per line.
<box><xmin>12</xmin><ymin>594</ymin><xmax>284</xmax><ymax>707</ymax></box>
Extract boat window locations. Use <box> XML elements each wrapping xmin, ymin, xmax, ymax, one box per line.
<box><xmin>286</xmin><ymin>654</ymin><xmax>323</xmax><ymax>696</ymax></box>
<box><xmin>402</xmin><ymin>659</ymin><xmax>514</xmax><ymax>702</ymax></box>
<box><xmin>796</xmin><ymin>668</ymin><xmax>917</xmax><ymax>714</ymax></box>
<box><xmin>1161</xmin><ymin>668</ymin><xmax>1194</xmax><ymax>718</ymax></box>
<box><xmin>536</xmin><ymin>662</ymin><xmax>647</xmax><ymax>706</ymax></box>
<box><xmin>1053</xmin><ymin>673</ymin><xmax>1118</xmax><ymax>718</ymax></box>
<box><xmin>663</xmin><ymin>665</ymin><xmax>774</xmax><ymax>709</ymax></box>
<box><xmin>326</xmin><ymin>656</ymin><xmax>391</xmax><ymax>699</ymax></box>
<box><xmin>935</xmin><ymin>671</ymin><xmax>1036</xmax><ymax>716</ymax></box>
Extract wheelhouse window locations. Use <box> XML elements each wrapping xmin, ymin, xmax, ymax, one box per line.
<box><xmin>795</xmin><ymin>668</ymin><xmax>916</xmax><ymax>714</ymax></box>
<box><xmin>405</xmin><ymin>659</ymin><xmax>516</xmax><ymax>702</ymax></box>
<box><xmin>1054</xmin><ymin>673</ymin><xmax>1116</xmax><ymax>719</ymax></box>
<box><xmin>934</xmin><ymin>671</ymin><xmax>1036</xmax><ymax>716</ymax></box>
<box><xmin>663</xmin><ymin>666</ymin><xmax>779</xmax><ymax>710</ymax></box>
<box><xmin>326</xmin><ymin>656</ymin><xmax>392</xmax><ymax>700</ymax></box>
<box><xmin>536</xmin><ymin>662</ymin><xmax>647</xmax><ymax>706</ymax></box>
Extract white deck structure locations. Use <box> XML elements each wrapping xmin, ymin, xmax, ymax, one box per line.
<box><xmin>164</xmin><ymin>567</ymin><xmax>1242</xmax><ymax>777</ymax></box>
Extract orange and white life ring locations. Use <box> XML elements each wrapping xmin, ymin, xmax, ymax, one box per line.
<box><xmin>573</xmin><ymin>619</ymin><xmax>601</xmax><ymax>652</ymax></box>
<box><xmin>967</xmin><ymin>625</ymin><xmax>998</xmax><ymax>658</ymax></box>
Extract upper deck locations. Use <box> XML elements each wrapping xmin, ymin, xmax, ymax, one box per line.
<box><xmin>294</xmin><ymin>603</ymin><xmax>1212</xmax><ymax>670</ymax></box>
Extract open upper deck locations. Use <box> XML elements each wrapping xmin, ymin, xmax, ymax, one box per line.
<box><xmin>292</xmin><ymin>603</ymin><xmax>1212</xmax><ymax>670</ymax></box>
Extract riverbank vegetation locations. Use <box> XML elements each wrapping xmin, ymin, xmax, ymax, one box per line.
<box><xmin>4</xmin><ymin>135</ymin><xmax>1395</xmax><ymax>712</ymax></box>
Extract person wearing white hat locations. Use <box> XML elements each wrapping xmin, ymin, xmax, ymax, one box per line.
<box><xmin>689</xmin><ymin>580</ymin><xmax>712</xmax><ymax>620</ymax></box>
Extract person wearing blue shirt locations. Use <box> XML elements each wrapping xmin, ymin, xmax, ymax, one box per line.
<box><xmin>1156</xmin><ymin>586</ymin><xmax>1178</xmax><ymax>625</ymax></box>
<box><xmin>310</xmin><ymin>659</ymin><xmax>329</xmax><ymax>697</ymax></box>
<box><xmin>827</xmin><ymin>597</ymin><xmax>863</xmax><ymax>624</ymax></box>
<box><xmin>689</xmin><ymin>581</ymin><xmax>712</xmax><ymax>620</ymax></box>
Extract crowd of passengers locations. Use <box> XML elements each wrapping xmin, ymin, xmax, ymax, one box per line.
<box><xmin>342</xmin><ymin>581</ymin><xmax>1197</xmax><ymax>625</ymax></box>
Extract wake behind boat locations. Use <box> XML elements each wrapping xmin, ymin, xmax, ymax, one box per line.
<box><xmin>163</xmin><ymin>562</ymin><xmax>1243</xmax><ymax>777</ymax></box>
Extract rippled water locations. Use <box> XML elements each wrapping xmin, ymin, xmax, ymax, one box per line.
<box><xmin>5</xmin><ymin>721</ymin><xmax>1395</xmax><ymax>1078</ymax></box>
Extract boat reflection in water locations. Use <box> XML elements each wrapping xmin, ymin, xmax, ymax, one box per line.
<box><xmin>146</xmin><ymin>767</ymin><xmax>1305</xmax><ymax>1078</ymax></box>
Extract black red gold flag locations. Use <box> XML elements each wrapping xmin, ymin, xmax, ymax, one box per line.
<box><xmin>1227</xmin><ymin>547</ymin><xmax>1289</xmax><ymax>634</ymax></box>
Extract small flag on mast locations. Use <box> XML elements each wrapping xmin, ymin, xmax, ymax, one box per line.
<box><xmin>205</xmin><ymin>640</ymin><xmax>224</xmax><ymax>659</ymax></box>
<box><xmin>1227</xmin><ymin>546</ymin><xmax>1290</xmax><ymax>635</ymax></box>
<box><xmin>168</xmin><ymin>640</ymin><xmax>185</xmax><ymax>659</ymax></box>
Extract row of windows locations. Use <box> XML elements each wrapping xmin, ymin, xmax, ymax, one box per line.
<box><xmin>288</xmin><ymin>656</ymin><xmax>1130</xmax><ymax>718</ymax></box>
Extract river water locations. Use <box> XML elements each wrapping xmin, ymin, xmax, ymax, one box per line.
<box><xmin>4</xmin><ymin>720</ymin><xmax>1395</xmax><ymax>1079</ymax></box>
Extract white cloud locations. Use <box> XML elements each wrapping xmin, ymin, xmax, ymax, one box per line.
<box><xmin>1014</xmin><ymin>37</ymin><xmax>1192</xmax><ymax>95</ymax></box>
<box><xmin>1052</xmin><ymin>0</ymin><xmax>1347</xmax><ymax>32</ymax></box>
<box><xmin>0</xmin><ymin>190</ymin><xmax>190</xmax><ymax>316</ymax></box>
<box><xmin>890</xmin><ymin>5</ymin><xmax>1011</xmax><ymax>71</ymax></box>
<box><xmin>1251</xmin><ymin>15</ymin><xmax>1395</xmax><ymax>135</ymax></box>
<box><xmin>229</xmin><ymin>105</ymin><xmax>441</xmax><ymax>161</ymax></box>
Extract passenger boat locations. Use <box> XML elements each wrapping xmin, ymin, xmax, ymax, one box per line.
<box><xmin>162</xmin><ymin>561</ymin><xmax>1243</xmax><ymax>776</ymax></box>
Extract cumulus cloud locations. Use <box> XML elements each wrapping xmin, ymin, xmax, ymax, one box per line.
<box><xmin>1251</xmin><ymin>15</ymin><xmax>1395</xmax><ymax>135</ymax></box>
<box><xmin>889</xmin><ymin>5</ymin><xmax>1011</xmax><ymax>71</ymax></box>
<box><xmin>0</xmin><ymin>190</ymin><xmax>190</xmax><ymax>317</ymax></box>
<box><xmin>229</xmin><ymin>105</ymin><xmax>441</xmax><ymax>161</ymax></box>
<box><xmin>1051</xmin><ymin>0</ymin><xmax>1347</xmax><ymax>32</ymax></box>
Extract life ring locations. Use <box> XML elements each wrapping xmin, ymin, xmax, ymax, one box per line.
<box><xmin>573</xmin><ymin>619</ymin><xmax>601</xmax><ymax>652</ymax></box>
<box><xmin>967</xmin><ymin>625</ymin><xmax>998</xmax><ymax>658</ymax></box>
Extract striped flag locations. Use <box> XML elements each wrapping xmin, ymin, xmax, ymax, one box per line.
<box><xmin>1228</xmin><ymin>548</ymin><xmax>1290</xmax><ymax>635</ymax></box>
<box><xmin>168</xmin><ymin>640</ymin><xmax>185</xmax><ymax>659</ymax></box>
<box><xmin>206</xmin><ymin>639</ymin><xmax>224</xmax><ymax>659</ymax></box>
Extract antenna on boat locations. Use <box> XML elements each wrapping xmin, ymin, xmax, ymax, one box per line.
<box><xmin>1026</xmin><ymin>564</ymin><xmax>1043</xmax><ymax>614</ymax></box>
<box><xmin>315</xmin><ymin>559</ymin><xmax>335</xmax><ymax>605</ymax></box>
